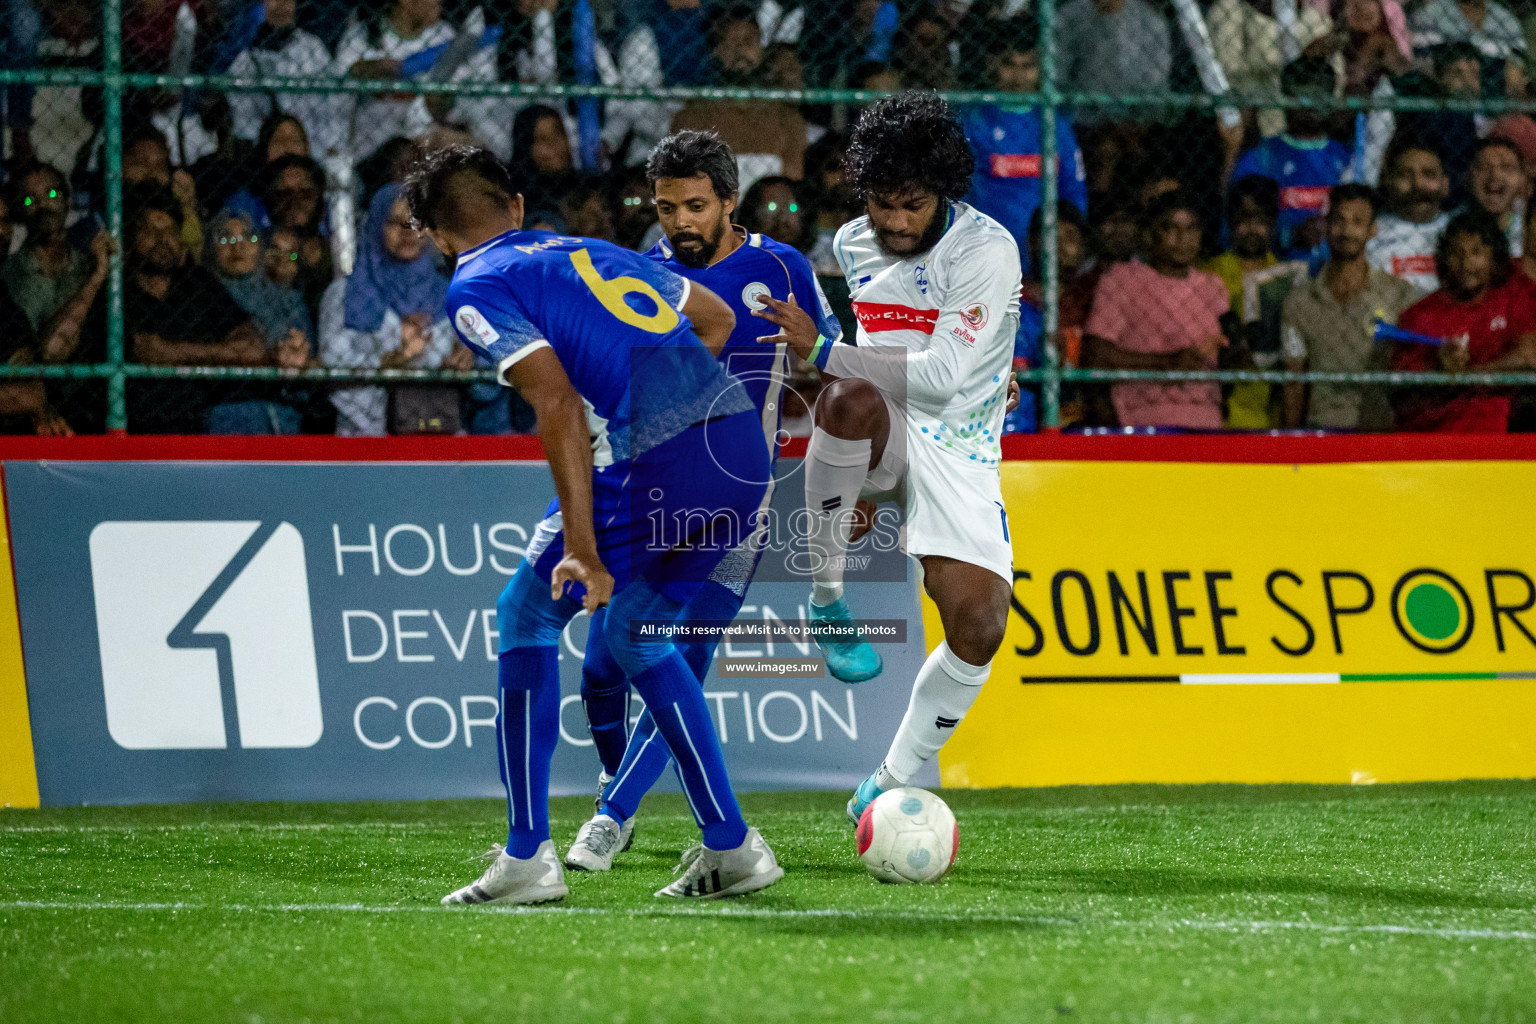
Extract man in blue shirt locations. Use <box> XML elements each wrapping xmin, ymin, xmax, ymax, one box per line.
<box><xmin>565</xmin><ymin>130</ymin><xmax>843</xmax><ymax>872</ymax></box>
<box><xmin>1229</xmin><ymin>56</ymin><xmax>1352</xmax><ymax>258</ymax></box>
<box><xmin>962</xmin><ymin>14</ymin><xmax>1088</xmax><ymax>269</ymax></box>
<box><xmin>406</xmin><ymin>145</ymin><xmax>783</xmax><ymax>905</ymax></box>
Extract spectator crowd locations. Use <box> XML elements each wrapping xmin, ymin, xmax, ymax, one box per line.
<box><xmin>5</xmin><ymin>0</ymin><xmax>1536</xmax><ymax>435</ymax></box>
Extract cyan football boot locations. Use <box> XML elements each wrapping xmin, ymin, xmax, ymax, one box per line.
<box><xmin>845</xmin><ymin>772</ymin><xmax>885</xmax><ymax>826</ymax></box>
<box><xmin>809</xmin><ymin>594</ymin><xmax>883</xmax><ymax>682</ymax></box>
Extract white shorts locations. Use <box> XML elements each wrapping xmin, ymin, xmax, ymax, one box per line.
<box><xmin>859</xmin><ymin>393</ymin><xmax>1014</xmax><ymax>585</ymax></box>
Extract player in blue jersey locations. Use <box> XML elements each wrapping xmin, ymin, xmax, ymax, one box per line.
<box><xmin>564</xmin><ymin>130</ymin><xmax>844</xmax><ymax>872</ymax></box>
<box><xmin>406</xmin><ymin>146</ymin><xmax>784</xmax><ymax>904</ymax></box>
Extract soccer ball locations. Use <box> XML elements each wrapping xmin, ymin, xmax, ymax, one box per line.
<box><xmin>856</xmin><ymin>787</ymin><xmax>958</xmax><ymax>884</ymax></box>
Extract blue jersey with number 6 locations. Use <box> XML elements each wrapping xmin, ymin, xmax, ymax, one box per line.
<box><xmin>445</xmin><ymin>229</ymin><xmax>752</xmax><ymax>466</ymax></box>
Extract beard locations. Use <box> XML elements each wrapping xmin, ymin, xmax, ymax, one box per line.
<box><xmin>25</xmin><ymin>210</ymin><xmax>67</xmax><ymax>243</ymax></box>
<box><xmin>1329</xmin><ymin>240</ymin><xmax>1366</xmax><ymax>262</ymax></box>
<box><xmin>1396</xmin><ymin>188</ymin><xmax>1444</xmax><ymax>218</ymax></box>
<box><xmin>670</xmin><ymin>221</ymin><xmax>726</xmax><ymax>269</ymax></box>
<box><xmin>1448</xmin><ymin>274</ymin><xmax>1489</xmax><ymax>300</ymax></box>
<box><xmin>138</xmin><ymin>242</ymin><xmax>184</xmax><ymax>276</ymax></box>
<box><xmin>873</xmin><ymin>205</ymin><xmax>949</xmax><ymax>260</ymax></box>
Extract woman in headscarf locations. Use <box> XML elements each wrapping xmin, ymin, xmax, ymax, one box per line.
<box><xmin>208</xmin><ymin>207</ymin><xmax>313</xmax><ymax>350</ymax></box>
<box><xmin>319</xmin><ymin>183</ymin><xmax>456</xmax><ymax>436</ymax></box>
<box><xmin>203</xmin><ymin>207</ymin><xmax>315</xmax><ymax>433</ymax></box>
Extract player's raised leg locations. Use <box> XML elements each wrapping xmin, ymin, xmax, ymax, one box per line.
<box><xmin>442</xmin><ymin>564</ymin><xmax>579</xmax><ymax>905</ymax></box>
<box><xmin>848</xmin><ymin>557</ymin><xmax>1009</xmax><ymax>822</ymax></box>
<box><xmin>803</xmin><ymin>378</ymin><xmax>887</xmax><ymax>682</ymax></box>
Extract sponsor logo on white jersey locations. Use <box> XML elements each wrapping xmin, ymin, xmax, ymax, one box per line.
<box><xmin>960</xmin><ymin>303</ymin><xmax>989</xmax><ymax>330</ymax></box>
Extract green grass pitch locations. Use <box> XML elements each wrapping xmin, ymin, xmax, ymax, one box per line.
<box><xmin>3</xmin><ymin>782</ymin><xmax>1534</xmax><ymax>1023</ymax></box>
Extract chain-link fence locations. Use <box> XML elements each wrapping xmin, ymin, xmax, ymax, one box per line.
<box><xmin>5</xmin><ymin>0</ymin><xmax>1536</xmax><ymax>435</ymax></box>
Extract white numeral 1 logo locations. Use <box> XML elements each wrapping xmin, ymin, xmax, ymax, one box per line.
<box><xmin>89</xmin><ymin>521</ymin><xmax>323</xmax><ymax>750</ymax></box>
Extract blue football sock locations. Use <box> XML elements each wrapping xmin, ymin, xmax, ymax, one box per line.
<box><xmin>579</xmin><ymin>608</ymin><xmax>632</xmax><ymax>776</ymax></box>
<box><xmin>677</xmin><ymin>580</ymin><xmax>741</xmax><ymax>681</ymax></box>
<box><xmin>629</xmin><ymin>652</ymin><xmax>747</xmax><ymax>850</ymax></box>
<box><xmin>498</xmin><ymin>646</ymin><xmax>561</xmax><ymax>859</ymax></box>
<box><xmin>605</xmin><ymin>581</ymin><xmax>748</xmax><ymax>851</ymax></box>
<box><xmin>599</xmin><ymin>707</ymin><xmax>670</xmax><ymax>822</ymax></box>
<box><xmin>601</xmin><ymin>581</ymin><xmax>744</xmax><ymax>821</ymax></box>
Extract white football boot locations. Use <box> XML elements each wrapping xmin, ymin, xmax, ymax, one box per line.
<box><xmin>441</xmin><ymin>840</ymin><xmax>568</xmax><ymax>906</ymax></box>
<box><xmin>654</xmin><ymin>828</ymin><xmax>784</xmax><ymax>899</ymax></box>
<box><xmin>565</xmin><ymin>814</ymin><xmax>633</xmax><ymax>871</ymax></box>
<box><xmin>585</xmin><ymin>769</ymin><xmax>636</xmax><ymax>860</ymax></box>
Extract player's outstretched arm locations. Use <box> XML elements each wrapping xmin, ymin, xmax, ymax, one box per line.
<box><xmin>507</xmin><ymin>346</ymin><xmax>614</xmax><ymax>612</ymax></box>
<box><xmin>681</xmin><ymin>281</ymin><xmax>736</xmax><ymax>356</ymax></box>
<box><xmin>812</xmin><ymin>236</ymin><xmax>1022</xmax><ymax>406</ymax></box>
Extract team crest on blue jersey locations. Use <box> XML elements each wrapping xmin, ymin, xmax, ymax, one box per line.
<box><xmin>741</xmin><ymin>281</ymin><xmax>771</xmax><ymax>310</ymax></box>
<box><xmin>455</xmin><ymin>305</ymin><xmax>500</xmax><ymax>347</ymax></box>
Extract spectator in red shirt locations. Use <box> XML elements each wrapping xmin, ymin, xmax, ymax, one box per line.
<box><xmin>1392</xmin><ymin>210</ymin><xmax>1536</xmax><ymax>432</ymax></box>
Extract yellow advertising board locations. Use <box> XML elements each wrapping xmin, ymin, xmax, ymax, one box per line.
<box><xmin>937</xmin><ymin>459</ymin><xmax>1536</xmax><ymax>788</ymax></box>
<box><xmin>0</xmin><ymin>474</ymin><xmax>39</xmax><ymax>808</ymax></box>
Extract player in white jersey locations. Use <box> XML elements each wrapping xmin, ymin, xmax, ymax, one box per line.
<box><xmin>754</xmin><ymin>93</ymin><xmax>1023</xmax><ymax>824</ymax></box>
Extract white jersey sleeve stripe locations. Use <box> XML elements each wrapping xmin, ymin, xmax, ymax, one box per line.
<box><xmin>496</xmin><ymin>338</ymin><xmax>552</xmax><ymax>384</ymax></box>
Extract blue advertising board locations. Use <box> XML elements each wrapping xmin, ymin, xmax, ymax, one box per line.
<box><xmin>5</xmin><ymin>460</ymin><xmax>934</xmax><ymax>806</ymax></box>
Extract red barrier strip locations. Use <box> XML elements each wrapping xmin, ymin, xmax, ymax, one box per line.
<box><xmin>1</xmin><ymin>433</ymin><xmax>1533</xmax><ymax>463</ymax></box>
<box><xmin>997</xmin><ymin>433</ymin><xmax>1536</xmax><ymax>463</ymax></box>
<box><xmin>0</xmin><ymin>434</ymin><xmax>550</xmax><ymax>461</ymax></box>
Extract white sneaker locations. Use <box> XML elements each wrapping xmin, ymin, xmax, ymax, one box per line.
<box><xmin>594</xmin><ymin>770</ymin><xmax>612</xmax><ymax>814</ymax></box>
<box><xmin>565</xmin><ymin>814</ymin><xmax>635</xmax><ymax>871</ymax></box>
<box><xmin>441</xmin><ymin>840</ymin><xmax>568</xmax><ymax>906</ymax></box>
<box><xmin>593</xmin><ymin>770</ymin><xmax>637</xmax><ymax>854</ymax></box>
<box><xmin>654</xmin><ymin>828</ymin><xmax>784</xmax><ymax>899</ymax></box>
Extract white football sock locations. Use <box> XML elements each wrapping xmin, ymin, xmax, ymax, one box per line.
<box><xmin>880</xmin><ymin>641</ymin><xmax>991</xmax><ymax>785</ymax></box>
<box><xmin>803</xmin><ymin>428</ymin><xmax>871</xmax><ymax>607</ymax></box>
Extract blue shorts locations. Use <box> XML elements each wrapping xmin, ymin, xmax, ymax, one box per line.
<box><xmin>526</xmin><ymin>410</ymin><xmax>770</xmax><ymax>604</ymax></box>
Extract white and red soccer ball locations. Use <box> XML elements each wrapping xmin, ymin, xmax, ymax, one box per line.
<box><xmin>856</xmin><ymin>788</ymin><xmax>958</xmax><ymax>884</ymax></box>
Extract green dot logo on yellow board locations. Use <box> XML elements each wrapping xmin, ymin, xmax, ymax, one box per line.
<box><xmin>1391</xmin><ymin>569</ymin><xmax>1473</xmax><ymax>654</ymax></box>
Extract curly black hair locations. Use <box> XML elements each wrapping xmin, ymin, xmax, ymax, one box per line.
<box><xmin>404</xmin><ymin>144</ymin><xmax>519</xmax><ymax>231</ymax></box>
<box><xmin>646</xmin><ymin>130</ymin><xmax>738</xmax><ymax>200</ymax></box>
<box><xmin>1435</xmin><ymin>208</ymin><xmax>1512</xmax><ymax>289</ymax></box>
<box><xmin>845</xmin><ymin>92</ymin><xmax>974</xmax><ymax>203</ymax></box>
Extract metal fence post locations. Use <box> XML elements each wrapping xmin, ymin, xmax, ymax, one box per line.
<box><xmin>102</xmin><ymin>0</ymin><xmax>126</xmax><ymax>433</ymax></box>
<box><xmin>1039</xmin><ymin>0</ymin><xmax>1061</xmax><ymax>431</ymax></box>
